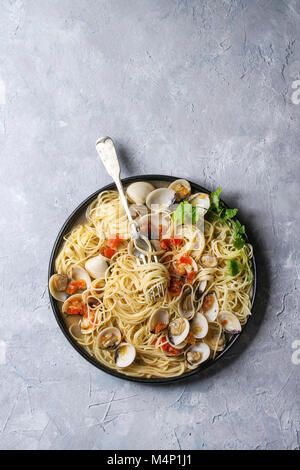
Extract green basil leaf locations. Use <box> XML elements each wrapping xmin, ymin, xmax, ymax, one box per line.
<box><xmin>228</xmin><ymin>258</ymin><xmax>240</xmax><ymax>276</ymax></box>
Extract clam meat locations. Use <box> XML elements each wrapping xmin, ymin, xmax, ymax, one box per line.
<box><xmin>185</xmin><ymin>343</ymin><xmax>210</xmax><ymax>367</ymax></box>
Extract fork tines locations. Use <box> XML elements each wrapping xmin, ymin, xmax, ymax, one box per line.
<box><xmin>147</xmin><ymin>283</ymin><xmax>166</xmax><ymax>302</ymax></box>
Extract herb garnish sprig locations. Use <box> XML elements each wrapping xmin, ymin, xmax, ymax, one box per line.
<box><xmin>207</xmin><ymin>188</ymin><xmax>252</xmax><ymax>280</ymax></box>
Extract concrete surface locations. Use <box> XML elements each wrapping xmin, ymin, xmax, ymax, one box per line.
<box><xmin>0</xmin><ymin>0</ymin><xmax>300</xmax><ymax>450</ymax></box>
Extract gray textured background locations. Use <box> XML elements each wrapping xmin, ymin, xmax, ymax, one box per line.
<box><xmin>0</xmin><ymin>0</ymin><xmax>299</xmax><ymax>450</ymax></box>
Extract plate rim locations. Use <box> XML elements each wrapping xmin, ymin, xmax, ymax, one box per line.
<box><xmin>48</xmin><ymin>174</ymin><xmax>257</xmax><ymax>384</ymax></box>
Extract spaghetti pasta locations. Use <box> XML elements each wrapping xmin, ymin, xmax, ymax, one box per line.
<box><xmin>50</xmin><ymin>181</ymin><xmax>253</xmax><ymax>378</ymax></box>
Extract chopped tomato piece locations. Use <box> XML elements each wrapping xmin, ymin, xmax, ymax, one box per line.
<box><xmin>160</xmin><ymin>335</ymin><xmax>181</xmax><ymax>356</ymax></box>
<box><xmin>187</xmin><ymin>270</ymin><xmax>196</xmax><ymax>284</ymax></box>
<box><xmin>66</xmin><ymin>279</ymin><xmax>87</xmax><ymax>295</ymax></box>
<box><xmin>101</xmin><ymin>246</ymin><xmax>116</xmax><ymax>258</ymax></box>
<box><xmin>158</xmin><ymin>224</ymin><xmax>164</xmax><ymax>239</ymax></box>
<box><xmin>154</xmin><ymin>322</ymin><xmax>167</xmax><ymax>334</ymax></box>
<box><xmin>180</xmin><ymin>254</ymin><xmax>193</xmax><ymax>265</ymax></box>
<box><xmin>171</xmin><ymin>237</ymin><xmax>182</xmax><ymax>246</ymax></box>
<box><xmin>168</xmin><ymin>277</ymin><xmax>183</xmax><ymax>297</ymax></box>
<box><xmin>67</xmin><ymin>306</ymin><xmax>82</xmax><ymax>315</ymax></box>
<box><xmin>107</xmin><ymin>234</ymin><xmax>122</xmax><ymax>248</ymax></box>
<box><xmin>160</xmin><ymin>238</ymin><xmax>171</xmax><ymax>250</ymax></box>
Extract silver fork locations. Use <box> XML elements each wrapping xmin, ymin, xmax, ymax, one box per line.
<box><xmin>95</xmin><ymin>136</ymin><xmax>165</xmax><ymax>301</ymax></box>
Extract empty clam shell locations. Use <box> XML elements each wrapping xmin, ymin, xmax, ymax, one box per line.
<box><xmin>146</xmin><ymin>188</ymin><xmax>176</xmax><ymax>211</ymax></box>
<box><xmin>126</xmin><ymin>182</ymin><xmax>155</xmax><ymax>205</ymax></box>
<box><xmin>149</xmin><ymin>308</ymin><xmax>169</xmax><ymax>334</ymax></box>
<box><xmin>97</xmin><ymin>327</ymin><xmax>122</xmax><ymax>350</ymax></box>
<box><xmin>49</xmin><ymin>274</ymin><xmax>68</xmax><ymax>302</ymax></box>
<box><xmin>129</xmin><ymin>204</ymin><xmax>148</xmax><ymax>219</ymax></box>
<box><xmin>167</xmin><ymin>317</ymin><xmax>190</xmax><ymax>346</ymax></box>
<box><xmin>70</xmin><ymin>266</ymin><xmax>91</xmax><ymax>288</ymax></box>
<box><xmin>188</xmin><ymin>192</ymin><xmax>210</xmax><ymax>211</ymax></box>
<box><xmin>168</xmin><ymin>179</ymin><xmax>191</xmax><ymax>201</ymax></box>
<box><xmin>85</xmin><ymin>255</ymin><xmax>108</xmax><ymax>279</ymax></box>
<box><xmin>201</xmin><ymin>254</ymin><xmax>218</xmax><ymax>268</ymax></box>
<box><xmin>191</xmin><ymin>312</ymin><xmax>209</xmax><ymax>339</ymax></box>
<box><xmin>218</xmin><ymin>311</ymin><xmax>241</xmax><ymax>334</ymax></box>
<box><xmin>185</xmin><ymin>343</ymin><xmax>210</xmax><ymax>367</ymax></box>
<box><xmin>178</xmin><ymin>284</ymin><xmax>195</xmax><ymax>320</ymax></box>
<box><xmin>204</xmin><ymin>323</ymin><xmax>225</xmax><ymax>352</ymax></box>
<box><xmin>201</xmin><ymin>292</ymin><xmax>219</xmax><ymax>322</ymax></box>
<box><xmin>115</xmin><ymin>343</ymin><xmax>136</xmax><ymax>368</ymax></box>
<box><xmin>194</xmin><ymin>280</ymin><xmax>207</xmax><ymax>302</ymax></box>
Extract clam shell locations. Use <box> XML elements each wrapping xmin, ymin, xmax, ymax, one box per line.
<box><xmin>115</xmin><ymin>343</ymin><xmax>136</xmax><ymax>368</ymax></box>
<box><xmin>149</xmin><ymin>308</ymin><xmax>169</xmax><ymax>334</ymax></box>
<box><xmin>126</xmin><ymin>182</ymin><xmax>155</xmax><ymax>205</ymax></box>
<box><xmin>168</xmin><ymin>179</ymin><xmax>191</xmax><ymax>201</ymax></box>
<box><xmin>218</xmin><ymin>311</ymin><xmax>241</xmax><ymax>334</ymax></box>
<box><xmin>137</xmin><ymin>212</ymin><xmax>171</xmax><ymax>240</ymax></box>
<box><xmin>97</xmin><ymin>327</ymin><xmax>122</xmax><ymax>350</ymax></box>
<box><xmin>191</xmin><ymin>312</ymin><xmax>208</xmax><ymax>339</ymax></box>
<box><xmin>178</xmin><ymin>284</ymin><xmax>195</xmax><ymax>320</ymax></box>
<box><xmin>194</xmin><ymin>280</ymin><xmax>207</xmax><ymax>302</ymax></box>
<box><xmin>188</xmin><ymin>192</ymin><xmax>210</xmax><ymax>211</ymax></box>
<box><xmin>201</xmin><ymin>292</ymin><xmax>219</xmax><ymax>322</ymax></box>
<box><xmin>185</xmin><ymin>343</ymin><xmax>210</xmax><ymax>367</ymax></box>
<box><xmin>70</xmin><ymin>266</ymin><xmax>91</xmax><ymax>287</ymax></box>
<box><xmin>167</xmin><ymin>317</ymin><xmax>190</xmax><ymax>346</ymax></box>
<box><xmin>62</xmin><ymin>294</ymin><xmax>83</xmax><ymax>314</ymax></box>
<box><xmin>201</xmin><ymin>254</ymin><xmax>218</xmax><ymax>268</ymax></box>
<box><xmin>49</xmin><ymin>274</ymin><xmax>68</xmax><ymax>302</ymax></box>
<box><xmin>146</xmin><ymin>188</ymin><xmax>176</xmax><ymax>211</ymax></box>
<box><xmin>129</xmin><ymin>204</ymin><xmax>148</xmax><ymax>219</ymax></box>
<box><xmin>204</xmin><ymin>323</ymin><xmax>225</xmax><ymax>352</ymax></box>
<box><xmin>85</xmin><ymin>255</ymin><xmax>108</xmax><ymax>279</ymax></box>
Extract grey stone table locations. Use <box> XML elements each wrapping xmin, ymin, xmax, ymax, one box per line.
<box><xmin>0</xmin><ymin>0</ymin><xmax>299</xmax><ymax>450</ymax></box>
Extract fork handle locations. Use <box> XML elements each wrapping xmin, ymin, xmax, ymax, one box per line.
<box><xmin>95</xmin><ymin>137</ymin><xmax>139</xmax><ymax>239</ymax></box>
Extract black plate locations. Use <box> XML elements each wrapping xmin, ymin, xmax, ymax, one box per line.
<box><xmin>48</xmin><ymin>175</ymin><xmax>257</xmax><ymax>384</ymax></box>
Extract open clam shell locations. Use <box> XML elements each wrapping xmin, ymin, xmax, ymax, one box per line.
<box><xmin>62</xmin><ymin>294</ymin><xmax>84</xmax><ymax>315</ymax></box>
<box><xmin>194</xmin><ymin>280</ymin><xmax>207</xmax><ymax>302</ymax></box>
<box><xmin>126</xmin><ymin>181</ymin><xmax>155</xmax><ymax>205</ymax></box>
<box><xmin>201</xmin><ymin>292</ymin><xmax>219</xmax><ymax>322</ymax></box>
<box><xmin>137</xmin><ymin>212</ymin><xmax>171</xmax><ymax>240</ymax></box>
<box><xmin>70</xmin><ymin>266</ymin><xmax>91</xmax><ymax>288</ymax></box>
<box><xmin>218</xmin><ymin>311</ymin><xmax>241</xmax><ymax>334</ymax></box>
<box><xmin>204</xmin><ymin>323</ymin><xmax>225</xmax><ymax>352</ymax></box>
<box><xmin>49</xmin><ymin>274</ymin><xmax>69</xmax><ymax>302</ymax></box>
<box><xmin>129</xmin><ymin>204</ymin><xmax>148</xmax><ymax>219</ymax></box>
<box><xmin>167</xmin><ymin>317</ymin><xmax>190</xmax><ymax>346</ymax></box>
<box><xmin>201</xmin><ymin>254</ymin><xmax>218</xmax><ymax>268</ymax></box>
<box><xmin>85</xmin><ymin>255</ymin><xmax>108</xmax><ymax>279</ymax></box>
<box><xmin>97</xmin><ymin>327</ymin><xmax>122</xmax><ymax>350</ymax></box>
<box><xmin>168</xmin><ymin>179</ymin><xmax>191</xmax><ymax>201</ymax></box>
<box><xmin>115</xmin><ymin>343</ymin><xmax>136</xmax><ymax>368</ymax></box>
<box><xmin>149</xmin><ymin>308</ymin><xmax>169</xmax><ymax>334</ymax></box>
<box><xmin>178</xmin><ymin>284</ymin><xmax>195</xmax><ymax>320</ymax></box>
<box><xmin>191</xmin><ymin>312</ymin><xmax>209</xmax><ymax>339</ymax></box>
<box><xmin>185</xmin><ymin>343</ymin><xmax>210</xmax><ymax>367</ymax></box>
<box><xmin>146</xmin><ymin>188</ymin><xmax>176</xmax><ymax>211</ymax></box>
<box><xmin>188</xmin><ymin>192</ymin><xmax>210</xmax><ymax>211</ymax></box>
